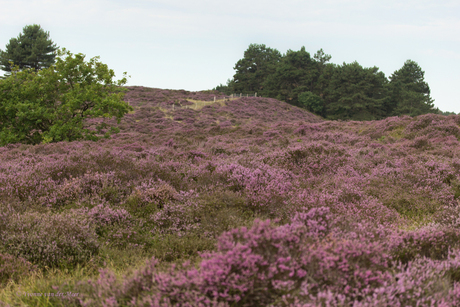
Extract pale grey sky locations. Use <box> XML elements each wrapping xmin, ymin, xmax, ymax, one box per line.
<box><xmin>1</xmin><ymin>0</ymin><xmax>459</xmax><ymax>113</ymax></box>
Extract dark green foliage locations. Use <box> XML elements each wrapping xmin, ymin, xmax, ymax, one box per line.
<box><xmin>266</xmin><ymin>47</ymin><xmax>320</xmax><ymax>104</ymax></box>
<box><xmin>298</xmin><ymin>92</ymin><xmax>324</xmax><ymax>115</ymax></box>
<box><xmin>388</xmin><ymin>60</ymin><xmax>437</xmax><ymax>116</ymax></box>
<box><xmin>323</xmin><ymin>62</ymin><xmax>389</xmax><ymax>120</ymax></box>
<box><xmin>438</xmin><ymin>110</ymin><xmax>457</xmax><ymax>116</ymax></box>
<box><xmin>213</xmin><ymin>79</ymin><xmax>234</xmax><ymax>95</ymax></box>
<box><xmin>0</xmin><ymin>24</ymin><xmax>58</xmax><ymax>74</ymax></box>
<box><xmin>232</xmin><ymin>44</ymin><xmax>281</xmax><ymax>96</ymax></box>
<box><xmin>0</xmin><ymin>48</ymin><xmax>132</xmax><ymax>145</ymax></box>
<box><xmin>224</xmin><ymin>44</ymin><xmax>440</xmax><ymax>121</ymax></box>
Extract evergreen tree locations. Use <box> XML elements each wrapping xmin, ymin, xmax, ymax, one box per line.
<box><xmin>213</xmin><ymin>79</ymin><xmax>234</xmax><ymax>95</ymax></box>
<box><xmin>232</xmin><ymin>44</ymin><xmax>281</xmax><ymax>96</ymax></box>
<box><xmin>227</xmin><ymin>44</ymin><xmax>438</xmax><ymax>121</ymax></box>
<box><xmin>313</xmin><ymin>49</ymin><xmax>333</xmax><ymax>101</ymax></box>
<box><xmin>266</xmin><ymin>47</ymin><xmax>319</xmax><ymax>104</ymax></box>
<box><xmin>0</xmin><ymin>24</ymin><xmax>58</xmax><ymax>74</ymax></box>
<box><xmin>323</xmin><ymin>62</ymin><xmax>388</xmax><ymax>120</ymax></box>
<box><xmin>389</xmin><ymin>60</ymin><xmax>436</xmax><ymax>116</ymax></box>
<box><xmin>298</xmin><ymin>91</ymin><xmax>325</xmax><ymax>116</ymax></box>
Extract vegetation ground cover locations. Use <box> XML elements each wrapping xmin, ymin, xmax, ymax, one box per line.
<box><xmin>1</xmin><ymin>86</ymin><xmax>460</xmax><ymax>306</ymax></box>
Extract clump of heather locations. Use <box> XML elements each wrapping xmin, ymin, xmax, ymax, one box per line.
<box><xmin>0</xmin><ymin>253</ymin><xmax>37</xmax><ymax>286</ymax></box>
<box><xmin>215</xmin><ymin>162</ymin><xmax>294</xmax><ymax>213</ymax></box>
<box><xmin>85</xmin><ymin>202</ymin><xmax>132</xmax><ymax>228</ymax></box>
<box><xmin>149</xmin><ymin>194</ymin><xmax>201</xmax><ymax>236</ymax></box>
<box><xmin>75</xmin><ymin>209</ymin><xmax>393</xmax><ymax>305</ymax></box>
<box><xmin>1</xmin><ymin>210</ymin><xmax>99</xmax><ymax>269</ymax></box>
<box><xmin>127</xmin><ymin>179</ymin><xmax>179</xmax><ymax>211</ymax></box>
<box><xmin>75</xmin><ymin>218</ymin><xmax>460</xmax><ymax>306</ymax></box>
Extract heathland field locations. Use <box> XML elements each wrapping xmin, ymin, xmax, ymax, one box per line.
<box><xmin>2</xmin><ymin>86</ymin><xmax>460</xmax><ymax>306</ymax></box>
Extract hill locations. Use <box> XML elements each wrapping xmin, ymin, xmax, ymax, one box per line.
<box><xmin>1</xmin><ymin>86</ymin><xmax>460</xmax><ymax>306</ymax></box>
<box><xmin>106</xmin><ymin>86</ymin><xmax>322</xmax><ymax>138</ymax></box>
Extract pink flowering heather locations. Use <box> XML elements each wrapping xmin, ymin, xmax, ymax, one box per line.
<box><xmin>1</xmin><ymin>210</ymin><xmax>99</xmax><ymax>268</ymax></box>
<box><xmin>1</xmin><ymin>86</ymin><xmax>460</xmax><ymax>306</ymax></box>
<box><xmin>0</xmin><ymin>252</ymin><xmax>37</xmax><ymax>285</ymax></box>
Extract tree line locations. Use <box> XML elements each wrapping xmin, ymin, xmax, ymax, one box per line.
<box><xmin>215</xmin><ymin>44</ymin><xmax>442</xmax><ymax>120</ymax></box>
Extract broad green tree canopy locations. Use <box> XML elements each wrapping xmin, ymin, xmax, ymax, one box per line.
<box><xmin>0</xmin><ymin>49</ymin><xmax>132</xmax><ymax>146</ymax></box>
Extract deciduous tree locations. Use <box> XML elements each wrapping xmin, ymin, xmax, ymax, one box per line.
<box><xmin>0</xmin><ymin>49</ymin><xmax>132</xmax><ymax>145</ymax></box>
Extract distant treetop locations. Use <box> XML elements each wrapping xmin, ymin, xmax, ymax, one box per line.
<box><xmin>0</xmin><ymin>24</ymin><xmax>58</xmax><ymax>74</ymax></box>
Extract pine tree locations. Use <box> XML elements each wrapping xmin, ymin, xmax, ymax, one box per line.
<box><xmin>0</xmin><ymin>24</ymin><xmax>58</xmax><ymax>74</ymax></box>
<box><xmin>233</xmin><ymin>44</ymin><xmax>281</xmax><ymax>96</ymax></box>
<box><xmin>324</xmin><ymin>62</ymin><xmax>388</xmax><ymax>120</ymax></box>
<box><xmin>266</xmin><ymin>47</ymin><xmax>319</xmax><ymax>104</ymax></box>
<box><xmin>389</xmin><ymin>60</ymin><xmax>436</xmax><ymax>116</ymax></box>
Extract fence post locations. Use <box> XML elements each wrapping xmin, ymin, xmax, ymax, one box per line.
<box><xmin>214</xmin><ymin>96</ymin><xmax>216</xmax><ymax>102</ymax></box>
<box><xmin>255</xmin><ymin>92</ymin><xmax>257</xmax><ymax>97</ymax></box>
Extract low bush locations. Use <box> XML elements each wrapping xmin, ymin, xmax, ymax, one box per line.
<box><xmin>1</xmin><ymin>210</ymin><xmax>99</xmax><ymax>269</ymax></box>
<box><xmin>0</xmin><ymin>253</ymin><xmax>37</xmax><ymax>286</ymax></box>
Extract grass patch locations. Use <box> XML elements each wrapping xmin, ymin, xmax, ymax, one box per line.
<box><xmin>185</xmin><ymin>99</ymin><xmax>227</xmax><ymax>110</ymax></box>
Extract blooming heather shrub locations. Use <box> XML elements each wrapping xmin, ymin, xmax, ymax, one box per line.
<box><xmin>296</xmin><ymin>261</ymin><xmax>447</xmax><ymax>306</ymax></box>
<box><xmin>76</xmin><ymin>215</ymin><xmax>394</xmax><ymax>306</ymax></box>
<box><xmin>149</xmin><ymin>191</ymin><xmax>202</xmax><ymax>236</ymax></box>
<box><xmin>350</xmin><ymin>256</ymin><xmax>458</xmax><ymax>307</ymax></box>
<box><xmin>86</xmin><ymin>203</ymin><xmax>131</xmax><ymax>228</ymax></box>
<box><xmin>411</xmin><ymin>135</ymin><xmax>432</xmax><ymax>149</ymax></box>
<box><xmin>77</xmin><ymin>219</ymin><xmax>310</xmax><ymax>306</ymax></box>
<box><xmin>127</xmin><ymin>179</ymin><xmax>179</xmax><ymax>212</ymax></box>
<box><xmin>215</xmin><ymin>163</ymin><xmax>293</xmax><ymax>210</ymax></box>
<box><xmin>299</xmin><ymin>239</ymin><xmax>390</xmax><ymax>301</ymax></box>
<box><xmin>4</xmin><ymin>87</ymin><xmax>460</xmax><ymax>305</ymax></box>
<box><xmin>290</xmin><ymin>206</ymin><xmax>332</xmax><ymax>238</ymax></box>
<box><xmin>405</xmin><ymin>113</ymin><xmax>438</xmax><ymax>133</ymax></box>
<box><xmin>278</xmin><ymin>143</ymin><xmax>348</xmax><ymax>176</ymax></box>
<box><xmin>1</xmin><ymin>210</ymin><xmax>99</xmax><ymax>268</ymax></box>
<box><xmin>50</xmin><ymin>170</ymin><xmax>124</xmax><ymax>206</ymax></box>
<box><xmin>0</xmin><ymin>253</ymin><xmax>37</xmax><ymax>285</ymax></box>
<box><xmin>390</xmin><ymin>227</ymin><xmax>460</xmax><ymax>264</ymax></box>
<box><xmin>434</xmin><ymin>202</ymin><xmax>460</xmax><ymax>227</ymax></box>
<box><xmin>0</xmin><ymin>205</ymin><xmax>14</xmax><ymax>231</ymax></box>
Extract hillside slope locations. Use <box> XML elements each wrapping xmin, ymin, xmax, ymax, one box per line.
<box><xmin>1</xmin><ymin>86</ymin><xmax>460</xmax><ymax>306</ymax></box>
<box><xmin>118</xmin><ymin>86</ymin><xmax>322</xmax><ymax>133</ymax></box>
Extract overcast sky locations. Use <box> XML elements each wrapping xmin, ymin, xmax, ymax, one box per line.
<box><xmin>1</xmin><ymin>0</ymin><xmax>459</xmax><ymax>113</ymax></box>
